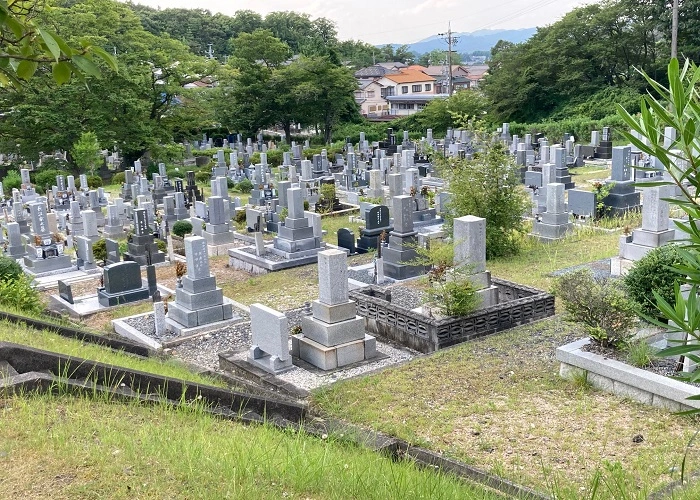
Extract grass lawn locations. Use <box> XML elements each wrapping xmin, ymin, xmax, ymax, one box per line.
<box><xmin>0</xmin><ymin>319</ymin><xmax>222</xmax><ymax>386</ymax></box>
<box><xmin>0</xmin><ymin>395</ymin><xmax>503</xmax><ymax>499</ymax></box>
<box><xmin>489</xmin><ymin>224</ymin><xmax>622</xmax><ymax>292</ymax></box>
<box><xmin>569</xmin><ymin>164</ymin><xmax>610</xmax><ymax>191</ymax></box>
<box><xmin>312</xmin><ymin>316</ymin><xmax>700</xmax><ymax>498</ymax></box>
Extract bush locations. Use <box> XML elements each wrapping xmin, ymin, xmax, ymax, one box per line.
<box><xmin>227</xmin><ymin>177</ymin><xmax>235</xmax><ymax>189</ymax></box>
<box><xmin>441</xmin><ymin>142</ymin><xmax>530</xmax><ymax>259</ymax></box>
<box><xmin>0</xmin><ymin>275</ymin><xmax>43</xmax><ymax>314</ymax></box>
<box><xmin>234</xmin><ymin>208</ymin><xmax>246</xmax><ymax>224</ymax></box>
<box><xmin>111</xmin><ymin>172</ymin><xmax>126</xmax><ymax>185</ymax></box>
<box><xmin>2</xmin><ymin>170</ymin><xmax>21</xmax><ymax>191</ymax></box>
<box><xmin>195</xmin><ymin>170</ymin><xmax>211</xmax><ymax>183</ymax></box>
<box><xmin>156</xmin><ymin>239</ymin><xmax>167</xmax><ymax>253</ymax></box>
<box><xmin>87</xmin><ymin>175</ymin><xmax>102</xmax><ymax>188</ymax></box>
<box><xmin>551</xmin><ymin>269</ymin><xmax>637</xmax><ymax>349</ymax></box>
<box><xmin>0</xmin><ymin>256</ymin><xmax>23</xmax><ymax>281</ymax></box>
<box><xmin>624</xmin><ymin>245</ymin><xmax>683</xmax><ymax>320</ymax></box>
<box><xmin>92</xmin><ymin>239</ymin><xmax>107</xmax><ymax>263</ymax></box>
<box><xmin>32</xmin><ymin>168</ymin><xmax>65</xmax><ymax>189</ymax></box>
<box><xmin>172</xmin><ymin>220</ymin><xmax>193</xmax><ymax>238</ymax></box>
<box><xmin>235</xmin><ymin>177</ymin><xmax>253</xmax><ymax>193</ymax></box>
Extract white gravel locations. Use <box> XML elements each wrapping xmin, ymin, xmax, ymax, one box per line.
<box><xmin>121</xmin><ymin>304</ymin><xmax>418</xmax><ymax>390</ymax></box>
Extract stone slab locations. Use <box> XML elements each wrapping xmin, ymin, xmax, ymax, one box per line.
<box><xmin>301</xmin><ymin>315</ymin><xmax>365</xmax><ymax>346</ymax></box>
<box><xmin>311</xmin><ymin>299</ymin><xmax>357</xmax><ymax>324</ymax></box>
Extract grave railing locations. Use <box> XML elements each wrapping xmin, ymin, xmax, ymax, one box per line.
<box><xmin>349</xmin><ymin>278</ymin><xmax>555</xmax><ymax>353</ymax></box>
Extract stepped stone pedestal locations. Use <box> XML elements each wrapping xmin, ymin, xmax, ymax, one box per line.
<box><xmin>292</xmin><ymin>249</ymin><xmax>376</xmax><ymax>370</ymax></box>
<box><xmin>619</xmin><ymin>185</ymin><xmax>675</xmax><ymax>261</ymax></box>
<box><xmin>453</xmin><ymin>215</ymin><xmax>499</xmax><ymax>308</ymax></box>
<box><xmin>383</xmin><ymin>195</ymin><xmax>426</xmax><ymax>280</ymax></box>
<box><xmin>531</xmin><ymin>183</ymin><xmax>573</xmax><ymax>242</ymax></box>
<box><xmin>167</xmin><ymin>236</ymin><xmax>236</xmax><ymax>334</ymax></box>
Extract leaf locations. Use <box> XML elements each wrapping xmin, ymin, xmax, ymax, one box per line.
<box><xmin>52</xmin><ymin>61</ymin><xmax>72</xmax><ymax>85</ymax></box>
<box><xmin>38</xmin><ymin>28</ymin><xmax>61</xmax><ymax>61</ymax></box>
<box><xmin>88</xmin><ymin>46</ymin><xmax>118</xmax><ymax>73</ymax></box>
<box><xmin>16</xmin><ymin>60</ymin><xmax>37</xmax><ymax>81</ymax></box>
<box><xmin>71</xmin><ymin>55</ymin><xmax>100</xmax><ymax>78</ymax></box>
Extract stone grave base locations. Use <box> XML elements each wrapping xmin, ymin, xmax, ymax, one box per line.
<box><xmin>165</xmin><ymin>296</ymin><xmax>242</xmax><ymax>337</ymax></box>
<box><xmin>23</xmin><ymin>254</ymin><xmax>76</xmax><ymax>277</ymax></box>
<box><xmin>32</xmin><ymin>269</ymin><xmax>101</xmax><ymax>291</ymax></box>
<box><xmin>205</xmin><ymin>241</ymin><xmax>234</xmax><ymax>257</ymax></box>
<box><xmin>228</xmin><ymin>243</ymin><xmax>331</xmax><ymax>273</ymax></box>
<box><xmin>247</xmin><ymin>346</ymin><xmax>294</xmax><ymax>375</ymax></box>
<box><xmin>50</xmin><ymin>284</ymin><xmax>170</xmax><ymax>319</ymax></box>
<box><xmin>291</xmin><ymin>333</ymin><xmax>377</xmax><ymax>371</ymax></box>
<box><xmin>609</xmin><ymin>256</ymin><xmax>636</xmax><ymax>277</ymax></box>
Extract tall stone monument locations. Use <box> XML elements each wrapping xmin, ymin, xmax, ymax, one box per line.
<box><xmin>292</xmin><ymin>249</ymin><xmax>376</xmax><ymax>370</ymax></box>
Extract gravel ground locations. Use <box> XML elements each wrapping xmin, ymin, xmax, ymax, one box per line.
<box><xmin>385</xmin><ymin>285</ymin><xmax>426</xmax><ymax>310</ymax></box>
<box><xmin>120</xmin><ymin>303</ymin><xmax>418</xmax><ymax>389</ymax></box>
<box><xmin>347</xmin><ymin>268</ymin><xmax>376</xmax><ymax>284</ymax></box>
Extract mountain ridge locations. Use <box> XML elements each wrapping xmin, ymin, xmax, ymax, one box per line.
<box><xmin>379</xmin><ymin>28</ymin><xmax>537</xmax><ymax>56</ymax></box>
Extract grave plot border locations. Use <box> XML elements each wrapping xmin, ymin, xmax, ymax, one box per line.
<box><xmin>349</xmin><ymin>278</ymin><xmax>555</xmax><ymax>353</ymax></box>
<box><xmin>557</xmin><ymin>337</ymin><xmax>700</xmax><ymax>412</ymax></box>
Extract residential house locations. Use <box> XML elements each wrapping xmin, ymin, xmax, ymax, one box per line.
<box><xmin>353</xmin><ymin>61</ymin><xmax>406</xmax><ymax>79</ymax></box>
<box><xmin>465</xmin><ymin>64</ymin><xmax>489</xmax><ymax>88</ymax></box>
<box><xmin>355</xmin><ymin>80</ymin><xmax>389</xmax><ymax>117</ymax></box>
<box><xmin>377</xmin><ymin>69</ymin><xmax>442</xmax><ymax>116</ymax></box>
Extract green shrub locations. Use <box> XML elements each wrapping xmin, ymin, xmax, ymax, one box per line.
<box><xmin>551</xmin><ymin>269</ymin><xmax>637</xmax><ymax>349</ymax></box>
<box><xmin>303</xmin><ymin>200</ymin><xmax>309</xmax><ymax>211</ymax></box>
<box><xmin>227</xmin><ymin>177</ymin><xmax>235</xmax><ymax>189</ymax></box>
<box><xmin>0</xmin><ymin>275</ymin><xmax>44</xmax><ymax>314</ymax></box>
<box><xmin>195</xmin><ymin>170</ymin><xmax>210</xmax><ymax>183</ymax></box>
<box><xmin>624</xmin><ymin>245</ymin><xmax>683</xmax><ymax>320</ymax></box>
<box><xmin>235</xmin><ymin>178</ymin><xmax>253</xmax><ymax>193</ymax></box>
<box><xmin>234</xmin><ymin>208</ymin><xmax>246</xmax><ymax>225</ymax></box>
<box><xmin>87</xmin><ymin>175</ymin><xmax>102</xmax><ymax>188</ymax></box>
<box><xmin>156</xmin><ymin>239</ymin><xmax>167</xmax><ymax>253</ymax></box>
<box><xmin>441</xmin><ymin>142</ymin><xmax>530</xmax><ymax>259</ymax></box>
<box><xmin>2</xmin><ymin>170</ymin><xmax>21</xmax><ymax>191</ymax></box>
<box><xmin>32</xmin><ymin>169</ymin><xmax>65</xmax><ymax>189</ymax></box>
<box><xmin>92</xmin><ymin>239</ymin><xmax>107</xmax><ymax>263</ymax></box>
<box><xmin>0</xmin><ymin>256</ymin><xmax>23</xmax><ymax>281</ymax></box>
<box><xmin>625</xmin><ymin>339</ymin><xmax>657</xmax><ymax>368</ymax></box>
<box><xmin>111</xmin><ymin>172</ymin><xmax>126</xmax><ymax>185</ymax></box>
<box><xmin>172</xmin><ymin>220</ymin><xmax>193</xmax><ymax>238</ymax></box>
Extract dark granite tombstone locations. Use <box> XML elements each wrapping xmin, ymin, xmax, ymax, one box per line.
<box><xmin>97</xmin><ymin>261</ymin><xmax>150</xmax><ymax>306</ymax></box>
<box><xmin>337</xmin><ymin>228</ymin><xmax>356</xmax><ymax>254</ymax></box>
<box><xmin>58</xmin><ymin>280</ymin><xmax>74</xmax><ymax>304</ymax></box>
<box><xmin>105</xmin><ymin>238</ymin><xmax>120</xmax><ymax>265</ymax></box>
<box><xmin>357</xmin><ymin>205</ymin><xmax>393</xmax><ymax>252</ymax></box>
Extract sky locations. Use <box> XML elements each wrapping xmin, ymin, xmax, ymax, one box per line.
<box><xmin>123</xmin><ymin>0</ymin><xmax>601</xmax><ymax>45</ymax></box>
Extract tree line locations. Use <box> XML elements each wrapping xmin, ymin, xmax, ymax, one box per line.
<box><xmin>481</xmin><ymin>0</ymin><xmax>700</xmax><ymax>124</ymax></box>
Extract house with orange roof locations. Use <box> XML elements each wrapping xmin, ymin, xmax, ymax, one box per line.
<box><xmin>376</xmin><ymin>69</ymin><xmax>442</xmax><ymax>116</ymax></box>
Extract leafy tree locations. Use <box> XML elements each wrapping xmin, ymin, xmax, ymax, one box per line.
<box><xmin>0</xmin><ymin>0</ymin><xmax>116</xmax><ymax>88</ymax></box>
<box><xmin>0</xmin><ymin>0</ymin><xmax>214</xmax><ymax>166</ymax></box>
<box><xmin>377</xmin><ymin>44</ymin><xmax>414</xmax><ymax>64</ymax></box>
<box><xmin>482</xmin><ymin>0</ymin><xmax>665</xmax><ymax>122</ymax></box>
<box><xmin>71</xmin><ymin>131</ymin><xmax>101</xmax><ymax>175</ymax></box>
<box><xmin>441</xmin><ymin>142</ymin><xmax>530</xmax><ymax>258</ymax></box>
<box><xmin>416</xmin><ymin>49</ymin><xmax>462</xmax><ymax>67</ymax></box>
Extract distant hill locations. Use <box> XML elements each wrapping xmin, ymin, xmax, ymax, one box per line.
<box><xmin>380</xmin><ymin>28</ymin><xmax>537</xmax><ymax>56</ymax></box>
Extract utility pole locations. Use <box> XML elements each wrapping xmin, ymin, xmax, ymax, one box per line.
<box><xmin>438</xmin><ymin>22</ymin><xmax>459</xmax><ymax>96</ymax></box>
<box><xmin>671</xmin><ymin>0</ymin><xmax>679</xmax><ymax>59</ymax></box>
